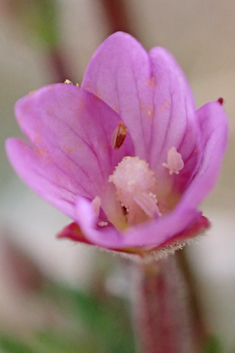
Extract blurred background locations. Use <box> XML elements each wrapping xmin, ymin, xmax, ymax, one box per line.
<box><xmin>0</xmin><ymin>0</ymin><xmax>235</xmax><ymax>352</ymax></box>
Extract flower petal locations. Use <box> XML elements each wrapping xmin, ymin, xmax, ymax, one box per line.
<box><xmin>7</xmin><ymin>84</ymin><xmax>134</xmax><ymax>220</ymax></box>
<box><xmin>75</xmin><ymin>196</ymin><xmax>122</xmax><ymax>246</ymax></box>
<box><xmin>60</xmin><ymin>215</ymin><xmax>209</xmax><ymax>256</ymax></box>
<box><xmin>6</xmin><ymin>138</ymin><xmax>76</xmax><ymax>218</ymax></box>
<box><xmin>74</xmin><ymin>196</ymin><xmax>202</xmax><ymax>249</ymax></box>
<box><xmin>175</xmin><ymin>101</ymin><xmax>228</xmax><ymax>210</ymax></box>
<box><xmin>82</xmin><ymin>32</ymin><xmax>202</xmax><ymax>192</ymax></box>
<box><xmin>82</xmin><ymin>32</ymin><xmax>154</xmax><ymax>160</ymax></box>
<box><xmin>71</xmin><ymin>100</ymin><xmax>227</xmax><ymax>250</ymax></box>
<box><xmin>148</xmin><ymin>47</ymin><xmax>202</xmax><ymax>190</ymax></box>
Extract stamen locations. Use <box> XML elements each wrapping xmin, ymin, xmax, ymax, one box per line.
<box><xmin>64</xmin><ymin>79</ymin><xmax>73</xmax><ymax>85</ymax></box>
<box><xmin>111</xmin><ymin>121</ymin><xmax>128</xmax><ymax>149</ymax></box>
<box><xmin>91</xmin><ymin>196</ymin><xmax>101</xmax><ymax>217</ymax></box>
<box><xmin>64</xmin><ymin>79</ymin><xmax>80</xmax><ymax>87</ymax></box>
<box><xmin>98</xmin><ymin>221</ymin><xmax>108</xmax><ymax>227</ymax></box>
<box><xmin>162</xmin><ymin>146</ymin><xmax>184</xmax><ymax>175</ymax></box>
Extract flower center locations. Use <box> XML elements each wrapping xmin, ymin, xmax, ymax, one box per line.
<box><xmin>109</xmin><ymin>156</ymin><xmax>161</xmax><ymax>225</ymax></box>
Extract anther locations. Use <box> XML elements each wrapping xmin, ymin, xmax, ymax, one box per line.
<box><xmin>162</xmin><ymin>146</ymin><xmax>184</xmax><ymax>175</ymax></box>
<box><xmin>111</xmin><ymin>121</ymin><xmax>128</xmax><ymax>149</ymax></box>
<box><xmin>64</xmin><ymin>79</ymin><xmax>73</xmax><ymax>85</ymax></box>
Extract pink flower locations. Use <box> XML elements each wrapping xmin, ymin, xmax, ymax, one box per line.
<box><xmin>6</xmin><ymin>32</ymin><xmax>228</xmax><ymax>256</ymax></box>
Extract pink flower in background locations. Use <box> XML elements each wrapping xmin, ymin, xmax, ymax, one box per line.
<box><xmin>6</xmin><ymin>32</ymin><xmax>228</xmax><ymax>256</ymax></box>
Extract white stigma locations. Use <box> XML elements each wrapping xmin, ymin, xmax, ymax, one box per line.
<box><xmin>109</xmin><ymin>156</ymin><xmax>161</xmax><ymax>223</ymax></box>
<box><xmin>162</xmin><ymin>146</ymin><xmax>184</xmax><ymax>175</ymax></box>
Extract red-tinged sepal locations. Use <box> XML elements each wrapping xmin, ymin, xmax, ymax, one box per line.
<box><xmin>57</xmin><ymin>215</ymin><xmax>210</xmax><ymax>259</ymax></box>
<box><xmin>57</xmin><ymin>222</ymin><xmax>93</xmax><ymax>245</ymax></box>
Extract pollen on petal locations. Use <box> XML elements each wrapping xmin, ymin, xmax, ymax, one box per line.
<box><xmin>162</xmin><ymin>146</ymin><xmax>184</xmax><ymax>175</ymax></box>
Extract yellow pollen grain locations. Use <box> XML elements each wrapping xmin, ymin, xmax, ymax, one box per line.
<box><xmin>147</xmin><ymin>109</ymin><xmax>153</xmax><ymax>119</ymax></box>
<box><xmin>65</xmin><ymin>147</ymin><xmax>73</xmax><ymax>153</ymax></box>
<box><xmin>34</xmin><ymin>132</ymin><xmax>42</xmax><ymax>145</ymax></box>
<box><xmin>36</xmin><ymin>148</ymin><xmax>47</xmax><ymax>156</ymax></box>
<box><xmin>161</xmin><ymin>101</ymin><xmax>169</xmax><ymax>110</ymax></box>
<box><xmin>64</xmin><ymin>165</ymin><xmax>73</xmax><ymax>171</ymax></box>
<box><xmin>147</xmin><ymin>76</ymin><xmax>156</xmax><ymax>89</ymax></box>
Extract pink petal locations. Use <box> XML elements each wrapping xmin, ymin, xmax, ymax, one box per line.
<box><xmin>83</xmin><ymin>32</ymin><xmax>153</xmax><ymax>161</ymax></box>
<box><xmin>82</xmin><ymin>32</ymin><xmax>202</xmax><ymax>192</ymax></box>
<box><xmin>149</xmin><ymin>47</ymin><xmax>202</xmax><ymax>190</ymax></box>
<box><xmin>6</xmin><ymin>84</ymin><xmax>134</xmax><ymax>219</ymax></box>
<box><xmin>74</xmin><ymin>196</ymin><xmax>202</xmax><ymax>249</ymax></box>
<box><xmin>72</xmin><ymin>100</ymin><xmax>227</xmax><ymax>250</ymax></box>
<box><xmin>6</xmin><ymin>138</ymin><xmax>76</xmax><ymax>218</ymax></box>
<box><xmin>176</xmin><ymin>101</ymin><xmax>228</xmax><ymax>210</ymax></box>
<box><xmin>59</xmin><ymin>215</ymin><xmax>209</xmax><ymax>255</ymax></box>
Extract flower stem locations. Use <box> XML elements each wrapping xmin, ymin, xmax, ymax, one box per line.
<box><xmin>131</xmin><ymin>255</ymin><xmax>196</xmax><ymax>353</ymax></box>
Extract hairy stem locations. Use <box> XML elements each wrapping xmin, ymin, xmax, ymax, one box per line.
<box><xmin>131</xmin><ymin>255</ymin><xmax>196</xmax><ymax>353</ymax></box>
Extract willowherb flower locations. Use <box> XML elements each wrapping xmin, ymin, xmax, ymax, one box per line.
<box><xmin>6</xmin><ymin>32</ymin><xmax>228</xmax><ymax>257</ymax></box>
